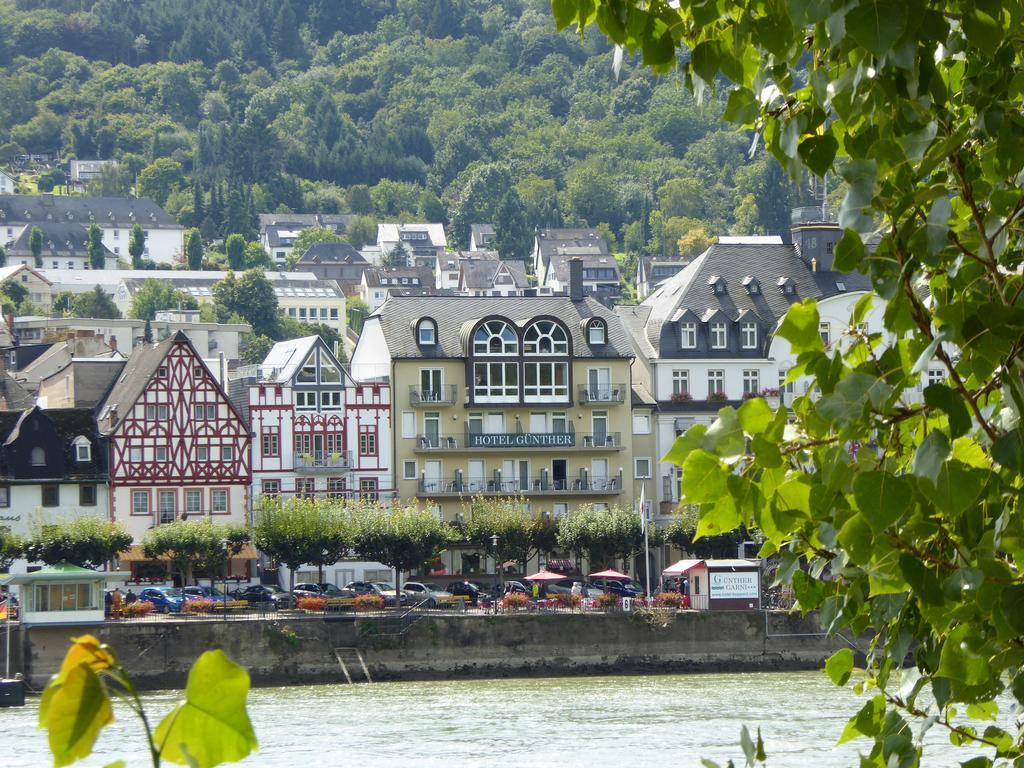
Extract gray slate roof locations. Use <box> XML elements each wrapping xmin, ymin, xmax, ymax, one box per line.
<box><xmin>635</xmin><ymin>241</ymin><xmax>873</xmax><ymax>356</ymax></box>
<box><xmin>535</xmin><ymin>228</ymin><xmax>609</xmax><ymax>265</ymax></box>
<box><xmin>372</xmin><ymin>295</ymin><xmax>634</xmax><ymax>360</ymax></box>
<box><xmin>258</xmin><ymin>213</ymin><xmax>353</xmax><ymax>232</ymax></box>
<box><xmin>298</xmin><ymin>242</ymin><xmax>365</xmax><ymax>265</ymax></box>
<box><xmin>363</xmin><ymin>266</ymin><xmax>434</xmax><ymax>288</ymax></box>
<box><xmin>6</xmin><ymin>221</ymin><xmax>115</xmax><ymax>259</ymax></box>
<box><xmin>460</xmin><ymin>259</ymin><xmax>529</xmax><ymax>290</ymax></box>
<box><xmin>96</xmin><ymin>332</ymin><xmax>179</xmax><ymax>433</ymax></box>
<box><xmin>470</xmin><ymin>223</ymin><xmax>495</xmax><ymax>248</ymax></box>
<box><xmin>0</xmin><ymin>194</ymin><xmax>179</xmax><ymax>229</ymax></box>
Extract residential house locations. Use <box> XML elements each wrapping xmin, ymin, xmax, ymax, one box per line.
<box><xmin>616</xmin><ymin>208</ymin><xmax>889</xmax><ymax>517</ymax></box>
<box><xmin>351</xmin><ymin>265</ymin><xmax>637</xmax><ymax>577</ymax></box>
<box><xmin>0</xmin><ymin>194</ymin><xmax>183</xmax><ymax>264</ymax></box>
<box><xmin>532</xmin><ymin>228</ymin><xmax>621</xmax><ymax>306</ymax></box>
<box><xmin>359</xmin><ymin>266</ymin><xmax>439</xmax><ymax>312</ymax></box>
<box><xmin>0</xmin><ymin>169</ymin><xmax>14</xmax><ymax>194</ymax></box>
<box><xmin>5</xmin><ymin>221</ymin><xmax>118</xmax><ymax>270</ymax></box>
<box><xmin>258</xmin><ymin>213</ymin><xmax>352</xmax><ymax>267</ymax></box>
<box><xmin>457</xmin><ymin>257</ymin><xmax>530</xmax><ymax>296</ymax></box>
<box><xmin>38</xmin><ymin>358</ymin><xmax>126</xmax><ymax>409</ymax></box>
<box><xmin>636</xmin><ymin>258</ymin><xmax>690</xmax><ymax>301</ymax></box>
<box><xmin>436</xmin><ymin>250</ymin><xmax>492</xmax><ymax>291</ymax></box>
<box><xmin>68</xmin><ymin>160</ymin><xmax>118</xmax><ymax>193</ymax></box>
<box><xmin>95</xmin><ymin>332</ymin><xmax>252</xmax><ymax>546</ymax></box>
<box><xmin>469</xmin><ymin>224</ymin><xmax>496</xmax><ymax>251</ymax></box>
<box><xmin>11</xmin><ymin>336</ymin><xmax>121</xmax><ymax>395</ymax></box>
<box><xmin>0</xmin><ymin>264</ymin><xmax>54</xmax><ymax>308</ymax></box>
<box><xmin>0</xmin><ymin>406</ymin><xmax>109</xmax><ymax>573</ymax></box>
<box><xmin>376</xmin><ymin>222</ymin><xmax>447</xmax><ymax>268</ymax></box>
<box><xmin>293</xmin><ymin>242</ymin><xmax>368</xmax><ymax>290</ymax></box>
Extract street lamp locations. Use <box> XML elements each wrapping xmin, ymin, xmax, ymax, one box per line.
<box><xmin>219</xmin><ymin>538</ymin><xmax>230</xmax><ymax>622</ymax></box>
<box><xmin>491</xmin><ymin>534</ymin><xmax>500</xmax><ymax>613</ymax></box>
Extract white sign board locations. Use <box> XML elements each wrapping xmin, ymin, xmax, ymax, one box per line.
<box><xmin>709</xmin><ymin>571</ymin><xmax>759</xmax><ymax>600</ymax></box>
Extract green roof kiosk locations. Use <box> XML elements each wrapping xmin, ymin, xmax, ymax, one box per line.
<box><xmin>4</xmin><ymin>563</ymin><xmax>130</xmax><ymax>628</ymax></box>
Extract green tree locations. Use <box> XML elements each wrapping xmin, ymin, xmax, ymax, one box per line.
<box><xmin>212</xmin><ymin>269</ymin><xmax>280</xmax><ymax>338</ymax></box>
<box><xmin>347</xmin><ymin>185</ymin><xmax>374</xmax><ymax>215</ymax></box>
<box><xmin>565</xmin><ymin>0</ymin><xmax>1024</xmax><ymax>762</ymax></box>
<box><xmin>447</xmin><ymin>164</ymin><xmax>512</xmax><ymax>249</ymax></box>
<box><xmin>463</xmin><ymin>497</ymin><xmax>548</xmax><ymax>573</ymax></box>
<box><xmin>0</xmin><ymin>245</ymin><xmax>6</xmax><ymax>268</ymax></box>
<box><xmin>86</xmin><ymin>223</ymin><xmax>106</xmax><ymax>270</ymax></box>
<box><xmin>382</xmin><ymin>241</ymin><xmax>409</xmax><ymax>268</ymax></box>
<box><xmin>24</xmin><ymin>518</ymin><xmax>132</xmax><ymax>570</ymax></box>
<box><xmin>287</xmin><ymin>227</ymin><xmax>342</xmax><ymax>270</ymax></box>
<box><xmin>137</xmin><ymin>158</ymin><xmax>185</xmax><ymax>207</ymax></box>
<box><xmin>253</xmin><ymin>497</ymin><xmax>351</xmax><ymax>591</ymax></box>
<box><xmin>141</xmin><ymin>520</ymin><xmax>249</xmax><ymax>587</ymax></box>
<box><xmin>346</xmin><ymin>295</ymin><xmax>371</xmax><ymax>333</ymax></box>
<box><xmin>493</xmin><ymin>189</ymin><xmax>532</xmax><ymax>261</ymax></box>
<box><xmin>128</xmin><ymin>223</ymin><xmax>146</xmax><ymax>269</ymax></box>
<box><xmin>129</xmin><ymin>279</ymin><xmax>198</xmax><ymax>321</ymax></box>
<box><xmin>345</xmin><ymin>215</ymin><xmax>377</xmax><ymax>251</ymax></box>
<box><xmin>0</xmin><ymin>528</ymin><xmax>21</xmax><ymax>571</ymax></box>
<box><xmin>225</xmin><ymin>234</ymin><xmax>246</xmax><ymax>271</ymax></box>
<box><xmin>244</xmin><ymin>241</ymin><xmax>275</xmax><ymax>269</ymax></box>
<box><xmin>556</xmin><ymin>505</ymin><xmax>642</xmax><ymax>572</ymax></box>
<box><xmin>241</xmin><ymin>334</ymin><xmax>274</xmax><ymax>365</ymax></box>
<box><xmin>185</xmin><ymin>228</ymin><xmax>203</xmax><ymax>270</ymax></box>
<box><xmin>351</xmin><ymin>503</ymin><xmax>453</xmax><ymax>598</ymax></box>
<box><xmin>418</xmin><ymin>190</ymin><xmax>446</xmax><ymax>222</ymax></box>
<box><xmin>71</xmin><ymin>286</ymin><xmax>122</xmax><ymax>319</ymax></box>
<box><xmin>2</xmin><ymin>279</ymin><xmax>28</xmax><ymax>309</ymax></box>
<box><xmin>29</xmin><ymin>225</ymin><xmax>42</xmax><ymax>268</ymax></box>
<box><xmin>143</xmin><ymin>318</ymin><xmax>153</xmax><ymax>343</ymax></box>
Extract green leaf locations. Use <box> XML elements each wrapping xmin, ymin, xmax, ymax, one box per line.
<box><xmin>701</xmin><ymin>407</ymin><xmax>745</xmax><ymax>460</ymax></box>
<box><xmin>912</xmin><ymin>430</ymin><xmax>950</xmax><ymax>485</ymax></box>
<box><xmin>694</xmin><ymin>496</ymin><xmax>741</xmax><ymax>540</ymax></box>
<box><xmin>852</xmin><ymin>471</ymin><xmax>913</xmax><ymax>532</ymax></box>
<box><xmin>680</xmin><ymin>450</ymin><xmax>727</xmax><ymax>504</ymax></box>
<box><xmin>738</xmin><ymin>396</ymin><xmax>773</xmax><ymax>435</ymax></box>
<box><xmin>837</xmin><ymin>695</ymin><xmax>885</xmax><ymax>744</ymax></box>
<box><xmin>662</xmin><ymin>423</ymin><xmax>708</xmax><ymax>466</ymax></box>
<box><xmin>155</xmin><ymin>650</ymin><xmax>258</xmax><ymax>768</ymax></box>
<box><xmin>844</xmin><ymin>0</ymin><xmax>908</xmax><ymax>57</ymax></box>
<box><xmin>918</xmin><ymin>464</ymin><xmax>982</xmax><ymax>518</ymax></box>
<box><xmin>999</xmin><ymin>585</ymin><xmax>1024</xmax><ymax>636</ymax></box>
<box><xmin>43</xmin><ymin>663</ymin><xmax>114</xmax><ymax>768</ymax></box>
<box><xmin>837</xmin><ymin>513</ymin><xmax>874</xmax><ymax>565</ymax></box>
<box><xmin>924</xmin><ymin>384</ymin><xmax>970</xmax><ymax>438</ymax></box>
<box><xmin>776</xmin><ymin>300</ymin><xmax>823</xmax><ymax>354</ymax></box>
<box><xmin>936</xmin><ymin>625</ymin><xmax>991</xmax><ymax>686</ymax></box>
<box><xmin>962</xmin><ymin>6</ymin><xmax>1002</xmax><ymax>51</ymax></box>
<box><xmin>739</xmin><ymin>724</ymin><xmax>756</xmax><ymax>766</ymax></box>
<box><xmin>992</xmin><ymin>427</ymin><xmax>1024</xmax><ymax>471</ymax></box>
<box><xmin>834</xmin><ymin>229</ymin><xmax>867</xmax><ymax>272</ymax></box>
<box><xmin>925</xmin><ymin>197</ymin><xmax>952</xmax><ymax>257</ymax></box>
<box><xmin>898</xmin><ymin>553</ymin><xmax>944</xmax><ymax>605</ymax></box>
<box><xmin>551</xmin><ymin>0</ymin><xmax>578</xmax><ymax>29</ymax></box>
<box><xmin>798</xmin><ymin>134</ymin><xmax>839</xmax><ymax>176</ymax></box>
<box><xmin>825</xmin><ymin>648</ymin><xmax>855</xmax><ymax>686</ymax></box>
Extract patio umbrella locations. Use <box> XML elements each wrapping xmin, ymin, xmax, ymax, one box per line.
<box><xmin>524</xmin><ymin>570</ymin><xmax>567</xmax><ymax>581</ymax></box>
<box><xmin>588</xmin><ymin>569</ymin><xmax>631</xmax><ymax>580</ymax></box>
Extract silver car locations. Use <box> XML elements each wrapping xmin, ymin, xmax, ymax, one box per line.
<box><xmin>402</xmin><ymin>581</ymin><xmax>453</xmax><ymax>608</ymax></box>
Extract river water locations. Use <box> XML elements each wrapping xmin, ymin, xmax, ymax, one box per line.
<box><xmin>2</xmin><ymin>671</ymin><xmax>1008</xmax><ymax>766</ymax></box>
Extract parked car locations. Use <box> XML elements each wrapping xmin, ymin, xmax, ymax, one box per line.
<box><xmin>232</xmin><ymin>584</ymin><xmax>295</xmax><ymax>609</ymax></box>
<box><xmin>139</xmin><ymin>587</ymin><xmax>184</xmax><ymax>614</ymax></box>
<box><xmin>371</xmin><ymin>582</ymin><xmax>413</xmax><ymax>606</ymax></box>
<box><xmin>402</xmin><ymin>581</ymin><xmax>454</xmax><ymax>607</ymax></box>
<box><xmin>502</xmin><ymin>580</ymin><xmax>529</xmax><ymax>595</ymax></box>
<box><xmin>345</xmin><ymin>581</ymin><xmax>402</xmax><ymax>606</ymax></box>
<box><xmin>294</xmin><ymin>583</ymin><xmax>356</xmax><ymax>599</ymax></box>
<box><xmin>445</xmin><ymin>581</ymin><xmax>488</xmax><ymax>605</ymax></box>
<box><xmin>182</xmin><ymin>585</ymin><xmax>228</xmax><ymax>602</ymax></box>
<box><xmin>590</xmin><ymin>577</ymin><xmax>643</xmax><ymax>597</ymax></box>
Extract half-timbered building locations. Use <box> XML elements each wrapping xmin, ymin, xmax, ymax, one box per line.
<box><xmin>96</xmin><ymin>331</ymin><xmax>251</xmax><ymax>542</ymax></box>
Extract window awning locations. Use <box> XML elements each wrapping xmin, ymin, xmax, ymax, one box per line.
<box><xmin>662</xmin><ymin>559</ymin><xmax>704</xmax><ymax>576</ymax></box>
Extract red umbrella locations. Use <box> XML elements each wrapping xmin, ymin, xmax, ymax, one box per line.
<box><xmin>588</xmin><ymin>569</ymin><xmax>631</xmax><ymax>580</ymax></box>
<box><xmin>524</xmin><ymin>570</ymin><xmax>567</xmax><ymax>581</ymax></box>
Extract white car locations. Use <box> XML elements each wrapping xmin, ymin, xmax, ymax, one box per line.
<box><xmin>402</xmin><ymin>581</ymin><xmax>453</xmax><ymax>607</ymax></box>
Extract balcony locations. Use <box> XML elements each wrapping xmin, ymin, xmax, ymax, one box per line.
<box><xmin>412</xmin><ymin>432</ymin><xmax>621</xmax><ymax>452</ymax></box>
<box><xmin>294</xmin><ymin>451</ymin><xmax>353</xmax><ymax>473</ymax></box>
<box><xmin>409</xmin><ymin>385</ymin><xmax>458</xmax><ymax>406</ymax></box>
<box><xmin>416</xmin><ymin>470</ymin><xmax>624</xmax><ymax>497</ymax></box>
<box><xmin>578</xmin><ymin>384</ymin><xmax>626</xmax><ymax>404</ymax></box>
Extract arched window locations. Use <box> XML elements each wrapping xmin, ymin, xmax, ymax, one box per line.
<box><xmin>473</xmin><ymin>320</ymin><xmax>517</xmax><ymax>355</ymax></box>
<box><xmin>416</xmin><ymin>318</ymin><xmax>437</xmax><ymax>345</ymax></box>
<box><xmin>588</xmin><ymin>320</ymin><xmax>606</xmax><ymax>345</ymax></box>
<box><xmin>31</xmin><ymin>447</ymin><xmax>45</xmax><ymax>466</ymax></box>
<box><xmin>523</xmin><ymin>321</ymin><xmax>568</xmax><ymax>355</ymax></box>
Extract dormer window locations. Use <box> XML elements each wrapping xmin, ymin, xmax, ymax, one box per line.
<box><xmin>741</xmin><ymin>322</ymin><xmax>757</xmax><ymax>349</ymax></box>
<box><xmin>416</xmin><ymin>318</ymin><xmax>437</xmax><ymax>345</ymax></box>
<box><xmin>73</xmin><ymin>436</ymin><xmax>91</xmax><ymax>462</ymax></box>
<box><xmin>680</xmin><ymin>322</ymin><xmax>696</xmax><ymax>349</ymax></box>
<box><xmin>710</xmin><ymin>323</ymin><xmax>727</xmax><ymax>349</ymax></box>
<box><xmin>587</xmin><ymin>319</ymin><xmax>606</xmax><ymax>345</ymax></box>
<box><xmin>777</xmin><ymin>277</ymin><xmax>796</xmax><ymax>295</ymax></box>
<box><xmin>742</xmin><ymin>276</ymin><xmax>760</xmax><ymax>294</ymax></box>
<box><xmin>708</xmin><ymin>275</ymin><xmax>726</xmax><ymax>294</ymax></box>
<box><xmin>31</xmin><ymin>447</ymin><xmax>45</xmax><ymax>466</ymax></box>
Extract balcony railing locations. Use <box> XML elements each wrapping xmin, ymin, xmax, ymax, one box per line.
<box><xmin>417</xmin><ymin>470</ymin><xmax>624</xmax><ymax>496</ymax></box>
<box><xmin>294</xmin><ymin>451</ymin><xmax>354</xmax><ymax>472</ymax></box>
<box><xmin>577</xmin><ymin>384</ymin><xmax>626</xmax><ymax>404</ymax></box>
<box><xmin>412</xmin><ymin>432</ymin><xmax>621</xmax><ymax>451</ymax></box>
<box><xmin>409</xmin><ymin>385</ymin><xmax>458</xmax><ymax>406</ymax></box>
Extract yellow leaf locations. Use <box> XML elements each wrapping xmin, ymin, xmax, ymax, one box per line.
<box><xmin>43</xmin><ymin>662</ymin><xmax>114</xmax><ymax>768</ymax></box>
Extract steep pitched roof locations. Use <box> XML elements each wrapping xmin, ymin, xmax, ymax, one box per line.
<box><xmin>535</xmin><ymin>228</ymin><xmax>609</xmax><ymax>267</ymax></box>
<box><xmin>258</xmin><ymin>336</ymin><xmax>319</xmax><ymax>383</ymax></box>
<box><xmin>459</xmin><ymin>259</ymin><xmax>529</xmax><ymax>290</ymax></box>
<box><xmin>95</xmin><ymin>333</ymin><xmax>178</xmax><ymax>432</ymax></box>
<box><xmin>369</xmin><ymin>295</ymin><xmax>634</xmax><ymax>360</ymax></box>
<box><xmin>363</xmin><ymin>266</ymin><xmax>434</xmax><ymax>288</ymax></box>
<box><xmin>297</xmin><ymin>242</ymin><xmax>365</xmax><ymax>265</ymax></box>
<box><xmin>257</xmin><ymin>213</ymin><xmax>352</xmax><ymax>233</ymax></box>
<box><xmin>0</xmin><ymin>194</ymin><xmax>179</xmax><ymax>229</ymax></box>
<box><xmin>7</xmin><ymin>221</ymin><xmax>116</xmax><ymax>260</ymax></box>
<box><xmin>470</xmin><ymin>223</ymin><xmax>495</xmax><ymax>248</ymax></box>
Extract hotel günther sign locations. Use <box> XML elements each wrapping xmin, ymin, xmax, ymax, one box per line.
<box><xmin>467</xmin><ymin>432</ymin><xmax>576</xmax><ymax>448</ymax></box>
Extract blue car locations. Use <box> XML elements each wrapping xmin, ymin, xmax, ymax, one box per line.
<box><xmin>589</xmin><ymin>577</ymin><xmax>643</xmax><ymax>598</ymax></box>
<box><xmin>139</xmin><ymin>587</ymin><xmax>185</xmax><ymax>613</ymax></box>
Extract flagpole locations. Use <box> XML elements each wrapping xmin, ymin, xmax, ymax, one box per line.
<box><xmin>640</xmin><ymin>483</ymin><xmax>651</xmax><ymax>599</ymax></box>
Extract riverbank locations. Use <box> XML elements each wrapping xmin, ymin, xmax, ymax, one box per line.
<box><xmin>14</xmin><ymin>610</ymin><xmax>854</xmax><ymax>690</ymax></box>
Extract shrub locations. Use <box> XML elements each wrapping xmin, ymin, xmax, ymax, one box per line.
<box><xmin>707</xmin><ymin>391</ymin><xmax>729</xmax><ymax>402</ymax></box>
<box><xmin>353</xmin><ymin>594</ymin><xmax>384</xmax><ymax>612</ymax></box>
<box><xmin>297</xmin><ymin>596</ymin><xmax>326</xmax><ymax>611</ymax></box>
<box><xmin>123</xmin><ymin>601</ymin><xmax>155</xmax><ymax>617</ymax></box>
<box><xmin>670</xmin><ymin>391</ymin><xmax>693</xmax><ymax>402</ymax></box>
<box><xmin>653</xmin><ymin>592</ymin><xmax>684</xmax><ymax>608</ymax></box>
<box><xmin>501</xmin><ymin>592</ymin><xmax>528</xmax><ymax>611</ymax></box>
<box><xmin>555</xmin><ymin>592</ymin><xmax>582</xmax><ymax>608</ymax></box>
<box><xmin>596</xmin><ymin>592</ymin><xmax>620</xmax><ymax>610</ymax></box>
<box><xmin>183</xmin><ymin>599</ymin><xmax>214</xmax><ymax>614</ymax></box>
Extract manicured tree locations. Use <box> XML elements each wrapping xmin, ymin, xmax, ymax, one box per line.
<box><xmin>143</xmin><ymin>318</ymin><xmax>153</xmax><ymax>343</ymax></box>
<box><xmin>29</xmin><ymin>225</ymin><xmax>42</xmax><ymax>267</ymax></box>
<box><xmin>464</xmin><ymin>496</ymin><xmax>536</xmax><ymax>574</ymax></box>
<box><xmin>253</xmin><ymin>497</ymin><xmax>350</xmax><ymax>592</ymax></box>
<box><xmin>71</xmin><ymin>286</ymin><xmax>122</xmax><ymax>319</ymax></box>
<box><xmin>566</xmin><ymin>1</ymin><xmax>1024</xmax><ymax>760</ymax></box>
<box><xmin>350</xmin><ymin>502</ymin><xmax>453</xmax><ymax>598</ymax></box>
<box><xmin>0</xmin><ymin>528</ymin><xmax>21</xmax><ymax>571</ymax></box>
<box><xmin>141</xmin><ymin>520</ymin><xmax>244</xmax><ymax>587</ymax></box>
<box><xmin>128</xmin><ymin>223</ymin><xmax>146</xmax><ymax>268</ymax></box>
<box><xmin>23</xmin><ymin>518</ymin><xmax>132</xmax><ymax>570</ymax></box>
<box><xmin>225</xmin><ymin>234</ymin><xmax>246</xmax><ymax>271</ymax></box>
<box><xmin>86</xmin><ymin>223</ymin><xmax>106</xmax><ymax>270</ymax></box>
<box><xmin>185</xmin><ymin>228</ymin><xmax>203</xmax><ymax>270</ymax></box>
<box><xmin>233</xmin><ymin>269</ymin><xmax>280</xmax><ymax>339</ymax></box>
<box><xmin>556</xmin><ymin>504</ymin><xmax>642</xmax><ymax>573</ymax></box>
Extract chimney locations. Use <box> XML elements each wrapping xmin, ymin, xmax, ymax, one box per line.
<box><xmin>219</xmin><ymin>352</ymin><xmax>226</xmax><ymax>386</ymax></box>
<box><xmin>568</xmin><ymin>257</ymin><xmax>584</xmax><ymax>302</ymax></box>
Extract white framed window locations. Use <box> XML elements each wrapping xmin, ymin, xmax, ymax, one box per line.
<box><xmin>473</xmin><ymin>362</ymin><xmax>518</xmax><ymax>401</ymax></box>
<box><xmin>634</xmin><ymin>458</ymin><xmax>652</xmax><ymax>479</ymax></box>
<box><xmin>221</xmin><ymin>445</ymin><xmax>234</xmax><ymax>461</ymax></box>
<box><xmin>741</xmin><ymin>322</ymin><xmax>757</xmax><ymax>349</ymax></box>
<box><xmin>205</xmin><ymin>404</ymin><xmax>216</xmax><ymax>419</ymax></box>
<box><xmin>680</xmin><ymin>322</ymin><xmax>696</xmax><ymax>348</ymax></box>
<box><xmin>158</xmin><ymin>490</ymin><xmax>176</xmax><ymax>525</ymax></box>
<box><xmin>672</xmin><ymin>369</ymin><xmax>689</xmax><ymax>395</ymax></box>
<box><xmin>155</xmin><ymin>446</ymin><xmax>168</xmax><ymax>462</ymax></box>
<box><xmin>321</xmin><ymin>391</ymin><xmax>342</xmax><ymax>409</ymax></box>
<box><xmin>927</xmin><ymin>368</ymin><xmax>944</xmax><ymax>387</ymax></box>
<box><xmin>473</xmin><ymin>320</ymin><xmax>517</xmax><ymax>355</ymax></box>
<box><xmin>132</xmin><ymin>491</ymin><xmax>149</xmax><ymax>516</ymax></box>
<box><xmin>819</xmin><ymin>322</ymin><xmax>831</xmax><ymax>345</ymax></box>
<box><xmin>185</xmin><ymin>490</ymin><xmax>202</xmax><ymax>514</ymax></box>
<box><xmin>74</xmin><ymin>439</ymin><xmax>91</xmax><ymax>462</ymax></box>
<box><xmin>297</xmin><ymin>354</ymin><xmax>317</xmax><ymax>382</ymax></box>
<box><xmin>524</xmin><ymin>362</ymin><xmax>568</xmax><ymax>400</ymax></box>
<box><xmin>401</xmin><ymin>411</ymin><xmax>415</xmax><ymax>439</ymax></box>
<box><xmin>211</xmin><ymin>490</ymin><xmax>228</xmax><ymax>514</ymax></box>
<box><xmin>710</xmin><ymin>323</ymin><xmax>727</xmax><ymax>349</ymax></box>
<box><xmin>130</xmin><ymin>446</ymin><xmax>142</xmax><ymax>462</ymax></box>
<box><xmin>632</xmin><ymin>414</ymin><xmax>651</xmax><ymax>434</ymax></box>
<box><xmin>587</xmin><ymin>320</ymin><xmax>606</xmax><ymax>345</ymax></box>
<box><xmin>197</xmin><ymin>446</ymin><xmax>209</xmax><ymax>461</ymax></box>
<box><xmin>158</xmin><ymin>404</ymin><xmax>169</xmax><ymax>421</ymax></box>
<box><xmin>145</xmin><ymin>404</ymin><xmax>156</xmax><ymax>420</ymax></box>
<box><xmin>295</xmin><ymin>391</ymin><xmax>317</xmax><ymax>410</ymax></box>
<box><xmin>403</xmin><ymin>460</ymin><xmax>417</xmax><ymax>480</ymax></box>
<box><xmin>743</xmin><ymin>369</ymin><xmax>760</xmax><ymax>395</ymax></box>
<box><xmin>417</xmin><ymin>318</ymin><xmax>436</xmax><ymax>345</ymax></box>
<box><xmin>708</xmin><ymin>369</ymin><xmax>725</xmax><ymax>394</ymax></box>
<box><xmin>193</xmin><ymin>404</ymin><xmax>205</xmax><ymax>420</ymax></box>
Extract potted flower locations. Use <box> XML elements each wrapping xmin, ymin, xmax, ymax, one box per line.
<box><xmin>707</xmin><ymin>391</ymin><xmax>729</xmax><ymax>403</ymax></box>
<box><xmin>741</xmin><ymin>391</ymin><xmax>758</xmax><ymax>400</ymax></box>
<box><xmin>760</xmin><ymin>387</ymin><xmax>781</xmax><ymax>408</ymax></box>
<box><xmin>670</xmin><ymin>391</ymin><xmax>693</xmax><ymax>403</ymax></box>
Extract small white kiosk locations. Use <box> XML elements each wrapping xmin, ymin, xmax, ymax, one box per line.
<box><xmin>662</xmin><ymin>558</ymin><xmax>762</xmax><ymax>610</ymax></box>
<box><xmin>5</xmin><ymin>563</ymin><xmax>130</xmax><ymax>627</ymax></box>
